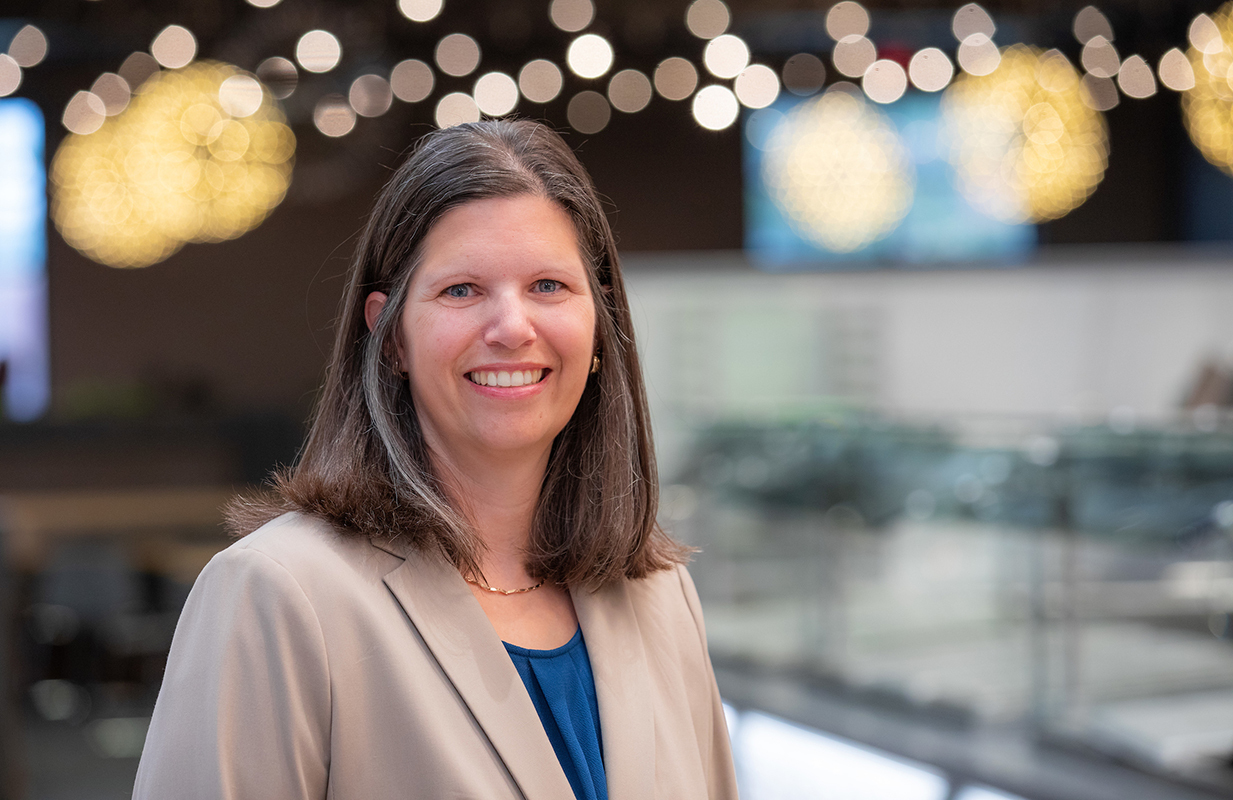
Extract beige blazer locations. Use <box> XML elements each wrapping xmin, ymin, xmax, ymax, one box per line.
<box><xmin>133</xmin><ymin>512</ymin><xmax>738</xmax><ymax>799</ymax></box>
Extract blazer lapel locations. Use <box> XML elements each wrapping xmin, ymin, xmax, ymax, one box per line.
<box><xmin>572</xmin><ymin>581</ymin><xmax>655</xmax><ymax>800</ymax></box>
<box><xmin>375</xmin><ymin>541</ymin><xmax>575</xmax><ymax>800</ymax></box>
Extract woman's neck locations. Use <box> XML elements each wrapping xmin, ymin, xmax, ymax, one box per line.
<box><xmin>430</xmin><ymin>445</ymin><xmax>549</xmax><ymax>584</ymax></box>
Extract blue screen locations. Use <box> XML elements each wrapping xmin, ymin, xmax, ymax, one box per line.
<box><xmin>743</xmin><ymin>91</ymin><xmax>1037</xmax><ymax>269</ymax></box>
<box><xmin>0</xmin><ymin>98</ymin><xmax>49</xmax><ymax>421</ymax></box>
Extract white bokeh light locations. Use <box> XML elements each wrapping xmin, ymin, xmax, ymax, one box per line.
<box><xmin>734</xmin><ymin>64</ymin><xmax>780</xmax><ymax>109</ymax></box>
<box><xmin>567</xmin><ymin>33</ymin><xmax>614</xmax><ymax>79</ymax></box>
<box><xmin>474</xmin><ymin>72</ymin><xmax>519</xmax><ymax>116</ymax></box>
<box><xmin>703</xmin><ymin>34</ymin><xmax>750</xmax><ymax>79</ymax></box>
<box><xmin>296</xmin><ymin>30</ymin><xmax>342</xmax><ymax>74</ymax></box>
<box><xmin>435</xmin><ymin>92</ymin><xmax>481</xmax><ymax>127</ymax></box>
<box><xmin>692</xmin><ymin>84</ymin><xmax>739</xmax><ymax>130</ymax></box>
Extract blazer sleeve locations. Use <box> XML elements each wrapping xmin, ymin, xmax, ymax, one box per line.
<box><xmin>677</xmin><ymin>565</ymin><xmax>740</xmax><ymax>800</ymax></box>
<box><xmin>133</xmin><ymin>545</ymin><xmax>332</xmax><ymax>800</ymax></box>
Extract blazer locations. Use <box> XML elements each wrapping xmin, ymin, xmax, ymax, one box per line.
<box><xmin>133</xmin><ymin>512</ymin><xmax>739</xmax><ymax>799</ymax></box>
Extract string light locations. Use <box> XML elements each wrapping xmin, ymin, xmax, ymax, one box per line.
<box><xmin>1182</xmin><ymin>3</ymin><xmax>1233</xmax><ymax>175</ymax></box>
<box><xmin>654</xmin><ymin>57</ymin><xmax>697</xmax><ymax>101</ymax></box>
<box><xmin>566</xmin><ymin>33</ymin><xmax>613</xmax><ymax>79</ymax></box>
<box><xmin>296</xmin><ymin>30</ymin><xmax>342</xmax><ymax>74</ymax></box>
<box><xmin>762</xmin><ymin>89</ymin><xmax>914</xmax><ymax>253</ymax></box>
<box><xmin>909</xmin><ymin>48</ymin><xmax>954</xmax><ymax>92</ymax></box>
<box><xmin>549</xmin><ymin>0</ymin><xmax>594</xmax><ymax>33</ymax></box>
<box><xmin>691</xmin><ymin>84</ymin><xmax>739</xmax><ymax>130</ymax></box>
<box><xmin>50</xmin><ymin>61</ymin><xmax>294</xmax><ymax>268</ymax></box>
<box><xmin>151</xmin><ymin>25</ymin><xmax>197</xmax><ymax>69</ymax></box>
<box><xmin>685</xmin><ymin>0</ymin><xmax>730</xmax><ymax>40</ymax></box>
<box><xmin>391</xmin><ymin>59</ymin><xmax>434</xmax><ymax>103</ymax></box>
<box><xmin>567</xmin><ymin>90</ymin><xmax>610</xmax><ymax>133</ymax></box>
<box><xmin>519</xmin><ymin>60</ymin><xmax>563</xmax><ymax>103</ymax></box>
<box><xmin>608</xmin><ymin>69</ymin><xmax>653</xmax><ymax>113</ymax></box>
<box><xmin>782</xmin><ymin>54</ymin><xmax>826</xmax><ymax>96</ymax></box>
<box><xmin>435</xmin><ymin>92</ymin><xmax>480</xmax><ymax>127</ymax></box>
<box><xmin>942</xmin><ymin>45</ymin><xmax>1108</xmax><ymax>224</ymax></box>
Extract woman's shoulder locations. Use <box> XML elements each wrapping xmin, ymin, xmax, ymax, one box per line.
<box><xmin>209</xmin><ymin>511</ymin><xmax>403</xmax><ymax>591</ymax></box>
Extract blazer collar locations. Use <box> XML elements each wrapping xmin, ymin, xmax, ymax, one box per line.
<box><xmin>373</xmin><ymin>538</ymin><xmax>656</xmax><ymax>800</ymax></box>
<box><xmin>375</xmin><ymin>539</ymin><xmax>575</xmax><ymax>800</ymax></box>
<box><xmin>571</xmin><ymin>580</ymin><xmax>656</xmax><ymax>800</ymax></box>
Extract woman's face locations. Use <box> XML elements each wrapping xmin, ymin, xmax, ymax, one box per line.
<box><xmin>387</xmin><ymin>194</ymin><xmax>597</xmax><ymax>470</ymax></box>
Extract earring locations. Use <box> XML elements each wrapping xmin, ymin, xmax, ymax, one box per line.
<box><xmin>590</xmin><ymin>355</ymin><xmax>601</xmax><ymax>374</ymax></box>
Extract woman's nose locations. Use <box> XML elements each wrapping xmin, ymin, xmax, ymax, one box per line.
<box><xmin>483</xmin><ymin>292</ymin><xmax>536</xmax><ymax>350</ymax></box>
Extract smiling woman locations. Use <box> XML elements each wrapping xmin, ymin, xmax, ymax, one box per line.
<box><xmin>132</xmin><ymin>120</ymin><xmax>738</xmax><ymax>800</ymax></box>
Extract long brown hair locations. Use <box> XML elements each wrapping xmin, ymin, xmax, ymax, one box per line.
<box><xmin>227</xmin><ymin>119</ymin><xmax>688</xmax><ymax>587</ymax></box>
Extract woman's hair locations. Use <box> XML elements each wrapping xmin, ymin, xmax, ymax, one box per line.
<box><xmin>227</xmin><ymin>119</ymin><xmax>688</xmax><ymax>587</ymax></box>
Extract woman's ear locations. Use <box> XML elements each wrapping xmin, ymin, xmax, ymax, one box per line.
<box><xmin>364</xmin><ymin>291</ymin><xmax>388</xmax><ymax>333</ymax></box>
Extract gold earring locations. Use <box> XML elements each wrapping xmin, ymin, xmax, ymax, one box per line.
<box><xmin>590</xmin><ymin>355</ymin><xmax>601</xmax><ymax>374</ymax></box>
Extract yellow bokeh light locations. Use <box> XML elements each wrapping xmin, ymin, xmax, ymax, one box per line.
<box><xmin>50</xmin><ymin>60</ymin><xmax>294</xmax><ymax>269</ymax></box>
<box><xmin>762</xmin><ymin>90</ymin><xmax>915</xmax><ymax>253</ymax></box>
<box><xmin>1182</xmin><ymin>2</ymin><xmax>1233</xmax><ymax>176</ymax></box>
<box><xmin>941</xmin><ymin>45</ymin><xmax>1109</xmax><ymax>224</ymax></box>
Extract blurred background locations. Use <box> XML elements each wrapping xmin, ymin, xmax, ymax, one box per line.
<box><xmin>1</xmin><ymin>0</ymin><xmax>1232</xmax><ymax>798</ymax></box>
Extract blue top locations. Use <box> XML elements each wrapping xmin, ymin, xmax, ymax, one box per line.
<box><xmin>503</xmin><ymin>629</ymin><xmax>607</xmax><ymax>800</ymax></box>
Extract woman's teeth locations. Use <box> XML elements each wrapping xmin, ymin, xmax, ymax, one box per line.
<box><xmin>469</xmin><ymin>369</ymin><xmax>544</xmax><ymax>387</ymax></box>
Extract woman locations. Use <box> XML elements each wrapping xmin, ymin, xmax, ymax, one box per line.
<box><xmin>134</xmin><ymin>119</ymin><xmax>737</xmax><ymax>799</ymax></box>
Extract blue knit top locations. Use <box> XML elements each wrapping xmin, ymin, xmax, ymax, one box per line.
<box><xmin>503</xmin><ymin>629</ymin><xmax>607</xmax><ymax>800</ymax></box>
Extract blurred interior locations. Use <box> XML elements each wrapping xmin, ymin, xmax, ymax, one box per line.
<box><xmin>2</xmin><ymin>0</ymin><xmax>1233</xmax><ymax>798</ymax></box>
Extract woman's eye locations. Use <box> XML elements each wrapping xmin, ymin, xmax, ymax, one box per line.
<box><xmin>534</xmin><ymin>279</ymin><xmax>561</xmax><ymax>293</ymax></box>
<box><xmin>444</xmin><ymin>284</ymin><xmax>471</xmax><ymax>298</ymax></box>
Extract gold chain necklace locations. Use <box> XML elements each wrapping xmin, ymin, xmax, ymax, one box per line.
<box><xmin>465</xmin><ymin>575</ymin><xmax>546</xmax><ymax>595</ymax></box>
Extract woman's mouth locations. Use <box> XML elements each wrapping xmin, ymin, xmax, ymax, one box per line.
<box><xmin>466</xmin><ymin>368</ymin><xmax>547</xmax><ymax>387</ymax></box>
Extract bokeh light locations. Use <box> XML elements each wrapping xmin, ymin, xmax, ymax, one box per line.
<box><xmin>608</xmin><ymin>69</ymin><xmax>653</xmax><ymax>113</ymax></box>
<box><xmin>783</xmin><ymin>54</ymin><xmax>826</xmax><ymax>96</ymax></box>
<box><xmin>296</xmin><ymin>30</ymin><xmax>342</xmax><ymax>74</ymax></box>
<box><xmin>247</xmin><ymin>0</ymin><xmax>283</xmax><ymax>8</ymax></box>
<box><xmin>567</xmin><ymin>90</ymin><xmax>610</xmax><ymax>133</ymax></box>
<box><xmin>1117</xmin><ymin>55</ymin><xmax>1156</xmax><ymax>98</ymax></box>
<box><xmin>942</xmin><ymin>45</ymin><xmax>1109</xmax><ymax>224</ymax></box>
<box><xmin>62</xmin><ymin>91</ymin><xmax>105</xmax><ymax>135</ymax></box>
<box><xmin>435</xmin><ymin>92</ymin><xmax>480</xmax><ymax>127</ymax></box>
<box><xmin>473</xmin><ymin>71</ymin><xmax>519</xmax><ymax>116</ymax></box>
<box><xmin>256</xmin><ymin>57</ymin><xmax>298</xmax><ymax>99</ymax></box>
<box><xmin>654</xmin><ymin>57</ymin><xmax>698</xmax><ymax>101</ymax></box>
<box><xmin>952</xmin><ymin>4</ymin><xmax>996</xmax><ymax>41</ymax></box>
<box><xmin>436</xmin><ymin>34</ymin><xmax>480</xmax><ymax>77</ymax></box>
<box><xmin>398</xmin><ymin>0</ymin><xmax>443</xmax><ymax>23</ymax></box>
<box><xmin>1073</xmin><ymin>6</ymin><xmax>1114</xmax><ymax>45</ymax></box>
<box><xmin>567</xmin><ymin>33</ymin><xmax>613</xmax><ymax>79</ymax></box>
<box><xmin>826</xmin><ymin>2</ymin><xmax>870</xmax><ymax>41</ymax></box>
<box><xmin>119</xmin><ymin>53</ymin><xmax>160</xmax><ymax>93</ymax></box>
<box><xmin>349</xmin><ymin>74</ymin><xmax>393</xmax><ymax>117</ymax></box>
<box><xmin>219</xmin><ymin>75</ymin><xmax>263</xmax><ymax>117</ymax></box>
<box><xmin>703</xmin><ymin>34</ymin><xmax>750</xmax><ymax>80</ymax></box>
<box><xmin>151</xmin><ymin>25</ymin><xmax>197</xmax><ymax>69</ymax></box>
<box><xmin>0</xmin><ymin>56</ymin><xmax>21</xmax><ymax>98</ymax></box>
<box><xmin>1181</xmin><ymin>3</ymin><xmax>1233</xmax><ymax>176</ymax></box>
<box><xmin>1081</xmin><ymin>74</ymin><xmax>1119</xmax><ymax>111</ymax></box>
<box><xmin>1158</xmin><ymin>48</ymin><xmax>1195</xmax><ymax>92</ymax></box>
<box><xmin>958</xmin><ymin>34</ymin><xmax>1001</xmax><ymax>76</ymax></box>
<box><xmin>550</xmin><ymin>0</ymin><xmax>594</xmax><ymax>33</ymax></box>
<box><xmin>8</xmin><ymin>25</ymin><xmax>48</xmax><ymax>68</ymax></box>
<box><xmin>686</xmin><ymin>0</ymin><xmax>731</xmax><ymax>40</ymax></box>
<box><xmin>909</xmin><ymin>48</ymin><xmax>954</xmax><ymax>92</ymax></box>
<box><xmin>833</xmin><ymin>35</ymin><xmax>877</xmax><ymax>79</ymax></box>
<box><xmin>734</xmin><ymin>65</ymin><xmax>780</xmax><ymax>109</ymax></box>
<box><xmin>863</xmin><ymin>59</ymin><xmax>907</xmax><ymax>104</ymax></box>
<box><xmin>691</xmin><ymin>84</ymin><xmax>739</xmax><ymax>130</ymax></box>
<box><xmin>50</xmin><ymin>61</ymin><xmax>294</xmax><ymax>268</ymax></box>
<box><xmin>519</xmin><ymin>59</ymin><xmax>563</xmax><ymax>103</ymax></box>
<box><xmin>391</xmin><ymin>59</ymin><xmax>434</xmax><ymax>102</ymax></box>
<box><xmin>762</xmin><ymin>90</ymin><xmax>914</xmax><ymax>253</ymax></box>
<box><xmin>314</xmin><ymin>94</ymin><xmax>356</xmax><ymax>136</ymax></box>
<box><xmin>1189</xmin><ymin>14</ymin><xmax>1223</xmax><ymax>56</ymax></box>
<box><xmin>1081</xmin><ymin>36</ymin><xmax>1120</xmax><ymax>78</ymax></box>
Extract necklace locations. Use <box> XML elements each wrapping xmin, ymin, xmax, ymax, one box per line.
<box><xmin>465</xmin><ymin>575</ymin><xmax>546</xmax><ymax>595</ymax></box>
